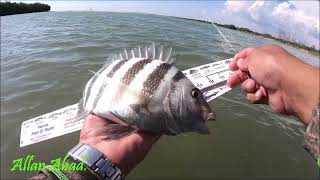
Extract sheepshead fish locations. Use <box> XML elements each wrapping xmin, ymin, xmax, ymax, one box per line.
<box><xmin>75</xmin><ymin>43</ymin><xmax>215</xmax><ymax>138</ymax></box>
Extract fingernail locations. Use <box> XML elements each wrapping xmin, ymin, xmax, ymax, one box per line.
<box><xmin>237</xmin><ymin>58</ymin><xmax>243</xmax><ymax>67</ymax></box>
<box><xmin>255</xmin><ymin>89</ymin><xmax>262</xmax><ymax>98</ymax></box>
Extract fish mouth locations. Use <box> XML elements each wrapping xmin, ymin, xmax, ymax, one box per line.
<box><xmin>206</xmin><ymin>112</ymin><xmax>216</xmax><ymax>121</ymax></box>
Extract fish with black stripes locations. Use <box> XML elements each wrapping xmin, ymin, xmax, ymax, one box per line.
<box><xmin>74</xmin><ymin>43</ymin><xmax>216</xmax><ymax>138</ymax></box>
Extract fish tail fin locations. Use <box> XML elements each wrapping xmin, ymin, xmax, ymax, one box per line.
<box><xmin>74</xmin><ymin>110</ymin><xmax>89</xmax><ymax>123</ymax></box>
<box><xmin>61</xmin><ymin>108</ymin><xmax>89</xmax><ymax>133</ymax></box>
<box><xmin>64</xmin><ymin>98</ymin><xmax>89</xmax><ymax>126</ymax></box>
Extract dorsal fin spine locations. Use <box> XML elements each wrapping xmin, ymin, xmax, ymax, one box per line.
<box><xmin>109</xmin><ymin>44</ymin><xmax>174</xmax><ymax>63</ymax></box>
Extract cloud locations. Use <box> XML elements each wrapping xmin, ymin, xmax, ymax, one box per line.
<box><xmin>222</xmin><ymin>0</ymin><xmax>319</xmax><ymax>49</ymax></box>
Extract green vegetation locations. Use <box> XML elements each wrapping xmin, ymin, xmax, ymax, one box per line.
<box><xmin>215</xmin><ymin>23</ymin><xmax>319</xmax><ymax>55</ymax></box>
<box><xmin>175</xmin><ymin>17</ymin><xmax>319</xmax><ymax>55</ymax></box>
<box><xmin>0</xmin><ymin>2</ymin><xmax>50</xmax><ymax>16</ymax></box>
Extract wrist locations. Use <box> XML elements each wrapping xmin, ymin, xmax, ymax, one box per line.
<box><xmin>84</xmin><ymin>140</ymin><xmax>140</xmax><ymax>176</ymax></box>
<box><xmin>284</xmin><ymin>63</ymin><xmax>319</xmax><ymax>124</ymax></box>
<box><xmin>89</xmin><ymin>143</ymin><xmax>130</xmax><ymax>175</ymax></box>
<box><xmin>68</xmin><ymin>143</ymin><xmax>125</xmax><ymax>180</ymax></box>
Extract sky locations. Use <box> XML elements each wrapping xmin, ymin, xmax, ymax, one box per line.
<box><xmin>10</xmin><ymin>1</ymin><xmax>320</xmax><ymax>49</ymax></box>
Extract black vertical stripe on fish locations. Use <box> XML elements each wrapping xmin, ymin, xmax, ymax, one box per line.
<box><xmin>172</xmin><ymin>71</ymin><xmax>186</xmax><ymax>82</ymax></box>
<box><xmin>91</xmin><ymin>79</ymin><xmax>108</xmax><ymax>111</ymax></box>
<box><xmin>121</xmin><ymin>59</ymin><xmax>152</xmax><ymax>86</ymax></box>
<box><xmin>165</xmin><ymin>71</ymin><xmax>186</xmax><ymax>122</ymax></box>
<box><xmin>91</xmin><ymin>59</ymin><xmax>127</xmax><ymax>110</ymax></box>
<box><xmin>165</xmin><ymin>72</ymin><xmax>186</xmax><ymax>134</ymax></box>
<box><xmin>167</xmin><ymin>71</ymin><xmax>186</xmax><ymax>96</ymax></box>
<box><xmin>107</xmin><ymin>59</ymin><xmax>127</xmax><ymax>78</ymax></box>
<box><xmin>169</xmin><ymin>71</ymin><xmax>185</xmax><ymax>98</ymax></box>
<box><xmin>142</xmin><ymin>63</ymin><xmax>172</xmax><ymax>96</ymax></box>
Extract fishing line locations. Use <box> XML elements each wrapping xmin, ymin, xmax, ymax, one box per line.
<box><xmin>206</xmin><ymin>16</ymin><xmax>237</xmax><ymax>54</ymax></box>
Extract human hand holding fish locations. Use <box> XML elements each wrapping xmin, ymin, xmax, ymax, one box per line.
<box><xmin>75</xmin><ymin>44</ymin><xmax>319</xmax><ymax>177</ymax></box>
<box><xmin>79</xmin><ymin>114</ymin><xmax>160</xmax><ymax>175</ymax></box>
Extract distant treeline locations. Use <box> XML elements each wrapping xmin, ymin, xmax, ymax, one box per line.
<box><xmin>214</xmin><ymin>23</ymin><xmax>319</xmax><ymax>55</ymax></box>
<box><xmin>176</xmin><ymin>17</ymin><xmax>319</xmax><ymax>55</ymax></box>
<box><xmin>0</xmin><ymin>2</ymin><xmax>50</xmax><ymax>16</ymax></box>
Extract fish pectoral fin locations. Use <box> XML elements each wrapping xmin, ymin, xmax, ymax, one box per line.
<box><xmin>130</xmin><ymin>103</ymin><xmax>150</xmax><ymax>114</ymax></box>
<box><xmin>130</xmin><ymin>104</ymin><xmax>140</xmax><ymax>113</ymax></box>
<box><xmin>103</xmin><ymin>124</ymin><xmax>138</xmax><ymax>140</ymax></box>
<box><xmin>104</xmin><ymin>112</ymin><xmax>127</xmax><ymax>125</ymax></box>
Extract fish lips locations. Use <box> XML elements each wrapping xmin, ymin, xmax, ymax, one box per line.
<box><xmin>196</xmin><ymin>112</ymin><xmax>215</xmax><ymax>134</ymax></box>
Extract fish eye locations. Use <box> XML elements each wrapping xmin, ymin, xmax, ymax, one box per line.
<box><xmin>191</xmin><ymin>88</ymin><xmax>200</xmax><ymax>98</ymax></box>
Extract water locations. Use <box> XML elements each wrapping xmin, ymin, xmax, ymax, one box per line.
<box><xmin>1</xmin><ymin>12</ymin><xmax>319</xmax><ymax>179</ymax></box>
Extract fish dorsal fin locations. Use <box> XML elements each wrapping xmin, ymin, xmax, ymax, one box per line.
<box><xmin>145</xmin><ymin>46</ymin><xmax>149</xmax><ymax>58</ymax></box>
<box><xmin>164</xmin><ymin>47</ymin><xmax>174</xmax><ymax>64</ymax></box>
<box><xmin>124</xmin><ymin>48</ymin><xmax>129</xmax><ymax>59</ymax></box>
<box><xmin>150</xmin><ymin>42</ymin><xmax>156</xmax><ymax>59</ymax></box>
<box><xmin>109</xmin><ymin>43</ymin><xmax>175</xmax><ymax>64</ymax></box>
<box><xmin>138</xmin><ymin>45</ymin><xmax>142</xmax><ymax>58</ymax></box>
<box><xmin>158</xmin><ymin>45</ymin><xmax>163</xmax><ymax>60</ymax></box>
<box><xmin>136</xmin><ymin>43</ymin><xmax>175</xmax><ymax>63</ymax></box>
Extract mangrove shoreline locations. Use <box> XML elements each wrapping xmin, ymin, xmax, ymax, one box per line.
<box><xmin>0</xmin><ymin>2</ymin><xmax>50</xmax><ymax>16</ymax></box>
<box><xmin>176</xmin><ymin>17</ymin><xmax>319</xmax><ymax>56</ymax></box>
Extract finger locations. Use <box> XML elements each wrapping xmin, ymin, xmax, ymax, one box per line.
<box><xmin>259</xmin><ymin>86</ymin><xmax>267</xmax><ymax>97</ymax></box>
<box><xmin>241</xmin><ymin>79</ymin><xmax>257</xmax><ymax>93</ymax></box>
<box><xmin>237</xmin><ymin>58</ymin><xmax>249</xmax><ymax>72</ymax></box>
<box><xmin>246</xmin><ymin>87</ymin><xmax>268</xmax><ymax>104</ymax></box>
<box><xmin>227</xmin><ymin>70</ymin><xmax>250</xmax><ymax>88</ymax></box>
<box><xmin>247</xmin><ymin>89</ymin><xmax>263</xmax><ymax>104</ymax></box>
<box><xmin>229</xmin><ymin>48</ymin><xmax>255</xmax><ymax>71</ymax></box>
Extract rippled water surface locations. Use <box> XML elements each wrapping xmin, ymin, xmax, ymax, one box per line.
<box><xmin>1</xmin><ymin>12</ymin><xmax>319</xmax><ymax>179</ymax></box>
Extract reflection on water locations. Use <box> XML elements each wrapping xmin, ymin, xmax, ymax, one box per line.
<box><xmin>1</xmin><ymin>12</ymin><xmax>319</xmax><ymax>179</ymax></box>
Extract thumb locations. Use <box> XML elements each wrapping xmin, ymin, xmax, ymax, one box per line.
<box><xmin>237</xmin><ymin>58</ymin><xmax>249</xmax><ymax>72</ymax></box>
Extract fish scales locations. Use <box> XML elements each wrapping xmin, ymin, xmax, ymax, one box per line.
<box><xmin>107</xmin><ymin>59</ymin><xmax>127</xmax><ymax>78</ymax></box>
<box><xmin>91</xmin><ymin>59</ymin><xmax>129</xmax><ymax>111</ymax></box>
<box><xmin>142</xmin><ymin>63</ymin><xmax>172</xmax><ymax>96</ymax></box>
<box><xmin>127</xmin><ymin>60</ymin><xmax>164</xmax><ymax>97</ymax></box>
<box><xmin>78</xmin><ymin>44</ymin><xmax>215</xmax><ymax>138</ymax></box>
<box><xmin>92</xmin><ymin>58</ymin><xmax>150</xmax><ymax>118</ymax></box>
<box><xmin>84</xmin><ymin>60</ymin><xmax>123</xmax><ymax>110</ymax></box>
<box><xmin>121</xmin><ymin>59</ymin><xmax>152</xmax><ymax>86</ymax></box>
